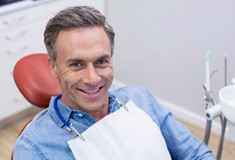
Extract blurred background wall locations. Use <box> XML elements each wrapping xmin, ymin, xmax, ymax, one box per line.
<box><xmin>106</xmin><ymin>0</ymin><xmax>235</xmax><ymax>131</ymax></box>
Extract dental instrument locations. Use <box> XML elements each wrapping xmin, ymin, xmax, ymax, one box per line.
<box><xmin>203</xmin><ymin>52</ymin><xmax>230</xmax><ymax>160</ymax></box>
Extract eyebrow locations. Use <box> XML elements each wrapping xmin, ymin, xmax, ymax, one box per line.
<box><xmin>95</xmin><ymin>54</ymin><xmax>111</xmax><ymax>62</ymax></box>
<box><xmin>66</xmin><ymin>54</ymin><xmax>111</xmax><ymax>65</ymax></box>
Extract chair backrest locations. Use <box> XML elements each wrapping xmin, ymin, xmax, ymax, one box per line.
<box><xmin>13</xmin><ymin>53</ymin><xmax>61</xmax><ymax>108</ymax></box>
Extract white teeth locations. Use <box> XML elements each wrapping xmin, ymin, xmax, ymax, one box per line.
<box><xmin>81</xmin><ymin>88</ymin><xmax>99</xmax><ymax>94</ymax></box>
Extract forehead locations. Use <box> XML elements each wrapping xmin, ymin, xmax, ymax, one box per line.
<box><xmin>55</xmin><ymin>27</ymin><xmax>111</xmax><ymax>61</ymax></box>
<box><xmin>56</xmin><ymin>26</ymin><xmax>110</xmax><ymax>47</ymax></box>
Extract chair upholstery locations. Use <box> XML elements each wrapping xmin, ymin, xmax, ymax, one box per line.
<box><xmin>13</xmin><ymin>53</ymin><xmax>61</xmax><ymax>108</ymax></box>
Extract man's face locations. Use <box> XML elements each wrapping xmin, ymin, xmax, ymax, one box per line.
<box><xmin>50</xmin><ymin>27</ymin><xmax>113</xmax><ymax>118</ymax></box>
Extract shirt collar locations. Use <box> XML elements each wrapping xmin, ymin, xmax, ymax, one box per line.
<box><xmin>108</xmin><ymin>91</ymin><xmax>120</xmax><ymax>113</ymax></box>
<box><xmin>48</xmin><ymin>92</ymin><xmax>120</xmax><ymax>128</ymax></box>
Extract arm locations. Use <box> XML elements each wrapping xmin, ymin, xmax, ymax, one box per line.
<box><xmin>146</xmin><ymin>89</ymin><xmax>216</xmax><ymax>160</ymax></box>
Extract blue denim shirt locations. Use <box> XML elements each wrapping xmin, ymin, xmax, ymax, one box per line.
<box><xmin>13</xmin><ymin>86</ymin><xmax>215</xmax><ymax>160</ymax></box>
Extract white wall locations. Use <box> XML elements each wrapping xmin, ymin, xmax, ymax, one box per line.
<box><xmin>106</xmin><ymin>1</ymin><xmax>235</xmax><ymax>122</ymax></box>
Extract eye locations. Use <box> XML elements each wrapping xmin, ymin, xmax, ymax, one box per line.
<box><xmin>69</xmin><ymin>61</ymin><xmax>85</xmax><ymax>70</ymax></box>
<box><xmin>95</xmin><ymin>58</ymin><xmax>110</xmax><ymax>68</ymax></box>
<box><xmin>96</xmin><ymin>59</ymin><xmax>108</xmax><ymax>65</ymax></box>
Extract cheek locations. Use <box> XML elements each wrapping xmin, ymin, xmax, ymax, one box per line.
<box><xmin>99</xmin><ymin>65</ymin><xmax>113</xmax><ymax>74</ymax></box>
<box><xmin>60</xmin><ymin>68</ymin><xmax>74</xmax><ymax>78</ymax></box>
<box><xmin>59</xmin><ymin>70</ymin><xmax>80</xmax><ymax>87</ymax></box>
<box><xmin>102</xmin><ymin>67</ymin><xmax>113</xmax><ymax>80</ymax></box>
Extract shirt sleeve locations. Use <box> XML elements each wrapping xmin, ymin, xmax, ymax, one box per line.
<box><xmin>145</xmin><ymin>88</ymin><xmax>216</xmax><ymax>160</ymax></box>
<box><xmin>13</xmin><ymin>136</ymin><xmax>47</xmax><ymax>160</ymax></box>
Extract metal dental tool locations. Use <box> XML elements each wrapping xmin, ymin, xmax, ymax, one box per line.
<box><xmin>203</xmin><ymin>52</ymin><xmax>228</xmax><ymax>160</ymax></box>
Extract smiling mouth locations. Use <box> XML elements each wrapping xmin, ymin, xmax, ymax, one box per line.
<box><xmin>79</xmin><ymin>87</ymin><xmax>103</xmax><ymax>95</ymax></box>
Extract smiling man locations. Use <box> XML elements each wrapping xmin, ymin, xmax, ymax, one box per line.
<box><xmin>13</xmin><ymin>6</ymin><xmax>216</xmax><ymax>160</ymax></box>
<box><xmin>51</xmin><ymin>27</ymin><xmax>113</xmax><ymax>121</ymax></box>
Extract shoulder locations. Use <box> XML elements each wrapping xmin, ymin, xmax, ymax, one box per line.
<box><xmin>13</xmin><ymin>109</ymin><xmax>73</xmax><ymax>159</ymax></box>
<box><xmin>110</xmin><ymin>85</ymin><xmax>149</xmax><ymax>92</ymax></box>
<box><xmin>15</xmin><ymin>109</ymin><xmax>52</xmax><ymax>145</ymax></box>
<box><xmin>110</xmin><ymin>85</ymin><xmax>160</xmax><ymax>114</ymax></box>
<box><xmin>110</xmin><ymin>85</ymin><xmax>171</xmax><ymax>126</ymax></box>
<box><xmin>13</xmin><ymin>110</ymin><xmax>50</xmax><ymax>159</ymax></box>
<box><xmin>16</xmin><ymin>108</ymin><xmax>70</xmax><ymax>143</ymax></box>
<box><xmin>110</xmin><ymin>85</ymin><xmax>156</xmax><ymax>104</ymax></box>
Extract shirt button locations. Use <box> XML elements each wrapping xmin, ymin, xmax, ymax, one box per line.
<box><xmin>78</xmin><ymin>113</ymin><xmax>83</xmax><ymax>117</ymax></box>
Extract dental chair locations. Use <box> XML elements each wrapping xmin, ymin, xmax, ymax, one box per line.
<box><xmin>11</xmin><ymin>53</ymin><xmax>61</xmax><ymax>159</ymax></box>
<box><xmin>13</xmin><ymin>53</ymin><xmax>61</xmax><ymax>108</ymax></box>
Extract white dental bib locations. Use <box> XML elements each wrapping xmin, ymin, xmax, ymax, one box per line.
<box><xmin>68</xmin><ymin>100</ymin><xmax>171</xmax><ymax>160</ymax></box>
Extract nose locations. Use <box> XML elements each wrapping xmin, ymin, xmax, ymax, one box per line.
<box><xmin>83</xmin><ymin>65</ymin><xmax>101</xmax><ymax>86</ymax></box>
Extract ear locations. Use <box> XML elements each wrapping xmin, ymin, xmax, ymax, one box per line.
<box><xmin>48</xmin><ymin>58</ymin><xmax>58</xmax><ymax>77</ymax></box>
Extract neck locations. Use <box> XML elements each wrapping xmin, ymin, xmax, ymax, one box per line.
<box><xmin>89</xmin><ymin>108</ymin><xmax>109</xmax><ymax>121</ymax></box>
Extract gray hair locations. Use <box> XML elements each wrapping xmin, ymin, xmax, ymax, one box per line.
<box><xmin>44</xmin><ymin>6</ymin><xmax>115</xmax><ymax>62</ymax></box>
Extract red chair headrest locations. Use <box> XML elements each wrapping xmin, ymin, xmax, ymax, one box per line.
<box><xmin>13</xmin><ymin>53</ymin><xmax>61</xmax><ymax>108</ymax></box>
